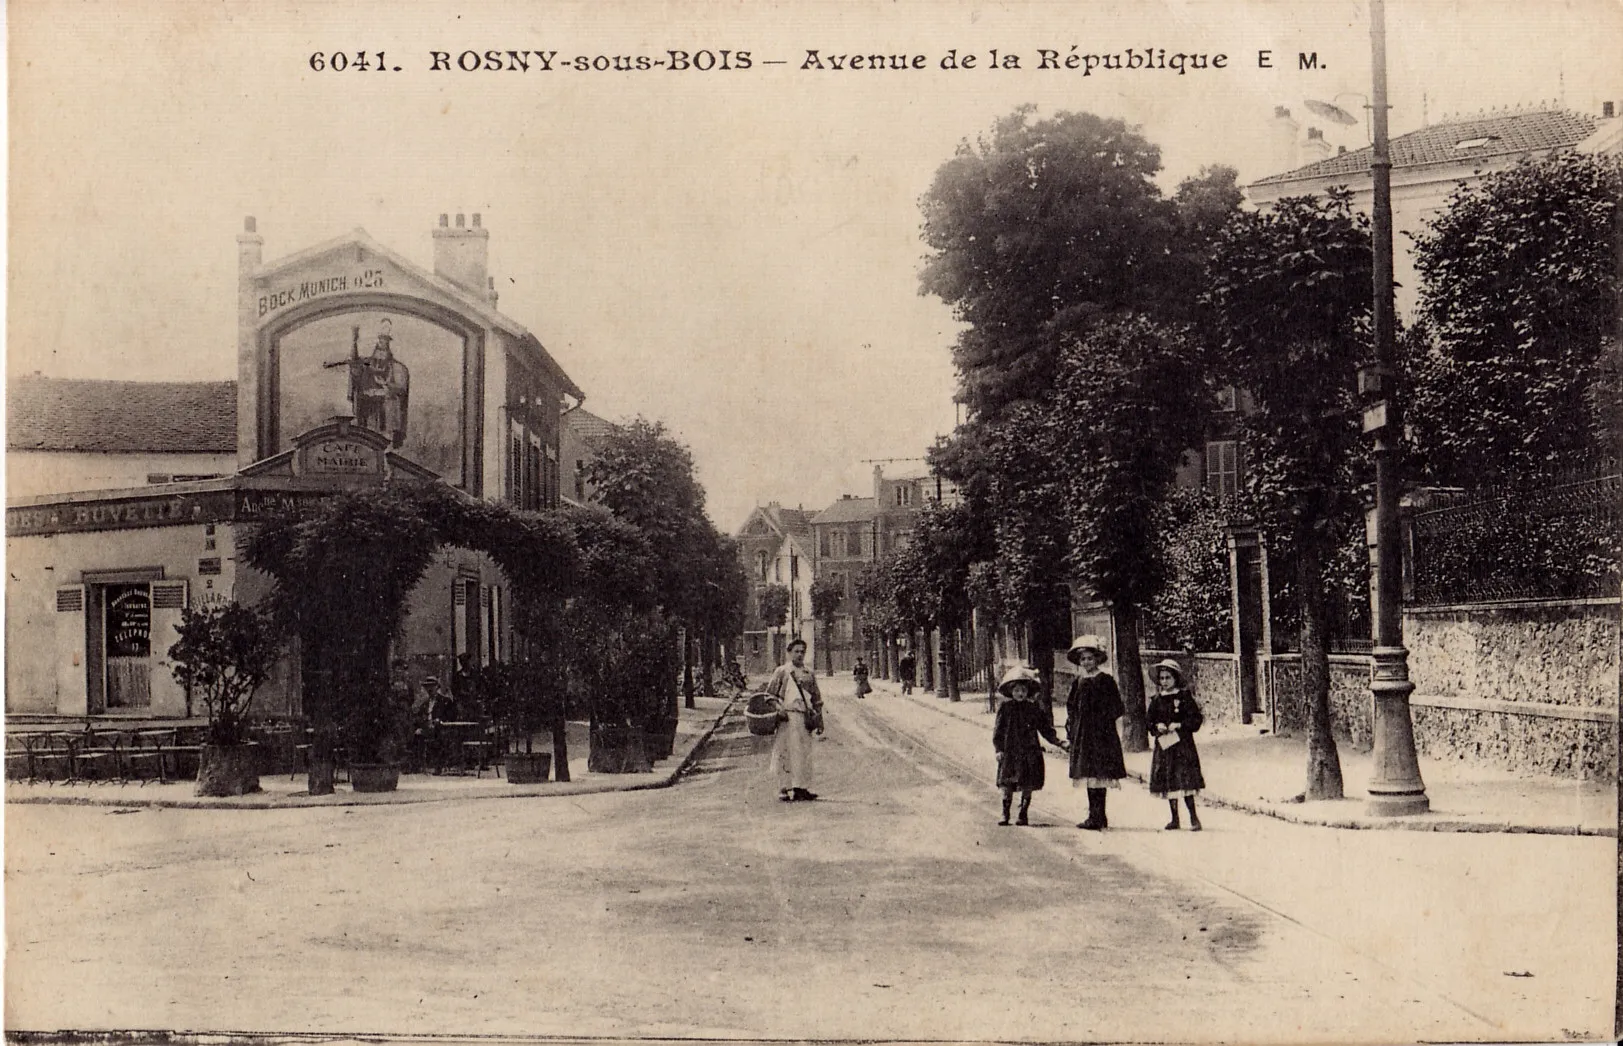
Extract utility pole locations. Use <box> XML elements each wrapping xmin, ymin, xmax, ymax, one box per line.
<box><xmin>1361</xmin><ymin>0</ymin><xmax>1429</xmax><ymax>817</ymax></box>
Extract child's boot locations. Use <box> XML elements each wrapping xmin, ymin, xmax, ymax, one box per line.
<box><xmin>1165</xmin><ymin>799</ymin><xmax>1181</xmax><ymax>830</ymax></box>
<box><xmin>1186</xmin><ymin>795</ymin><xmax>1202</xmax><ymax>831</ymax></box>
<box><xmin>998</xmin><ymin>793</ymin><xmax>1012</xmax><ymax>826</ymax></box>
<box><xmin>1016</xmin><ymin>791</ymin><xmax>1031</xmax><ymax>826</ymax></box>
<box><xmin>1078</xmin><ymin>788</ymin><xmax>1106</xmax><ymax>830</ymax></box>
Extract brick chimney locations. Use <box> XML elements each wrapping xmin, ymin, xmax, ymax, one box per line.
<box><xmin>432</xmin><ymin>212</ymin><xmax>492</xmax><ymax>301</ymax></box>
<box><xmin>1299</xmin><ymin>126</ymin><xmax>1332</xmax><ymax>164</ymax></box>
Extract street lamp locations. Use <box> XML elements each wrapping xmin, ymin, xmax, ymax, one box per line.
<box><xmin>1363</xmin><ymin>0</ymin><xmax>1429</xmax><ymax>817</ymax></box>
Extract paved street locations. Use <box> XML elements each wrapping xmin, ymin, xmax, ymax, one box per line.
<box><xmin>6</xmin><ymin>689</ymin><xmax>1614</xmax><ymax>1042</ymax></box>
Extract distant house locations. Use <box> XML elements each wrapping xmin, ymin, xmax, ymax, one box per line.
<box><xmin>809</xmin><ymin>465</ymin><xmax>946</xmax><ymax>672</ymax></box>
<box><xmin>734</xmin><ymin>502</ymin><xmax>816</xmax><ymax>675</ymax></box>
<box><xmin>559</xmin><ymin>406</ymin><xmax>618</xmax><ymax>507</ymax></box>
<box><xmin>1247</xmin><ymin>104</ymin><xmax>1613</xmax><ymax>319</ymax></box>
<box><xmin>6</xmin><ymin>376</ymin><xmax>238</xmax><ymax>499</ymax></box>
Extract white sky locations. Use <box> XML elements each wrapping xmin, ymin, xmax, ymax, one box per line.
<box><xmin>8</xmin><ymin>0</ymin><xmax>1620</xmax><ymax>530</ymax></box>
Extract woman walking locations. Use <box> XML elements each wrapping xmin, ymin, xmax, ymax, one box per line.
<box><xmin>1064</xmin><ymin>634</ymin><xmax>1128</xmax><ymax>830</ymax></box>
<box><xmin>852</xmin><ymin>657</ymin><xmax>872</xmax><ymax>700</ymax></box>
<box><xmin>1148</xmin><ymin>659</ymin><xmax>1205</xmax><ymax>830</ymax></box>
<box><xmin>992</xmin><ymin>665</ymin><xmax>1067</xmax><ymax>825</ymax></box>
<box><xmin>766</xmin><ymin>637</ymin><xmax>824</xmax><ymax>801</ymax></box>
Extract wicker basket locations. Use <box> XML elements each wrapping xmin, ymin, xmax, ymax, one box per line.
<box><xmin>745</xmin><ymin>692</ymin><xmax>786</xmax><ymax>736</ymax></box>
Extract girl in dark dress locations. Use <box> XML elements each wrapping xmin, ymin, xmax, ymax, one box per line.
<box><xmin>991</xmin><ymin>666</ymin><xmax>1067</xmax><ymax>826</ymax></box>
<box><xmin>1148</xmin><ymin>659</ymin><xmax>1205</xmax><ymax>830</ymax></box>
<box><xmin>1064</xmin><ymin>634</ymin><xmax>1128</xmax><ymax>830</ymax></box>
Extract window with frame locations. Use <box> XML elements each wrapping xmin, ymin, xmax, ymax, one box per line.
<box><xmin>757</xmin><ymin>551</ymin><xmax>769</xmax><ymax>580</ymax></box>
<box><xmin>894</xmin><ymin>485</ymin><xmax>913</xmax><ymax>507</ymax></box>
<box><xmin>1214</xmin><ymin>385</ymin><xmax>1238</xmax><ymax>412</ymax></box>
<box><xmin>1205</xmin><ymin>440</ymin><xmax>1239</xmax><ymax>497</ymax></box>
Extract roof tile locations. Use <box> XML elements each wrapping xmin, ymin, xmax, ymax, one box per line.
<box><xmin>8</xmin><ymin>376</ymin><xmax>237</xmax><ymax>454</ymax></box>
<box><xmin>1251</xmin><ymin>108</ymin><xmax>1598</xmax><ymax>187</ymax></box>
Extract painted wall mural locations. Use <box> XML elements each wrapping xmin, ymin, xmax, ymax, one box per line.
<box><xmin>277</xmin><ymin>311</ymin><xmax>465</xmax><ymax>482</ymax></box>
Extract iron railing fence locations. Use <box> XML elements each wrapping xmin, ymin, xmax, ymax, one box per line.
<box><xmin>1409</xmin><ymin>464</ymin><xmax>1621</xmax><ymax>606</ymax></box>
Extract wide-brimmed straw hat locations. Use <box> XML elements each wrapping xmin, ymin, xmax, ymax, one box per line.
<box><xmin>1151</xmin><ymin>658</ymin><xmax>1185</xmax><ymax>684</ymax></box>
<box><xmin>1066</xmin><ymin>634</ymin><xmax>1108</xmax><ymax>665</ymax></box>
<box><xmin>997</xmin><ymin>665</ymin><xmax>1043</xmax><ymax>697</ymax></box>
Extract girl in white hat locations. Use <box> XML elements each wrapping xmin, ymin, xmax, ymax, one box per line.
<box><xmin>1147</xmin><ymin>658</ymin><xmax>1205</xmax><ymax>830</ymax></box>
<box><xmin>1063</xmin><ymin>634</ymin><xmax>1128</xmax><ymax>830</ymax></box>
<box><xmin>991</xmin><ymin>665</ymin><xmax>1067</xmax><ymax>825</ymax></box>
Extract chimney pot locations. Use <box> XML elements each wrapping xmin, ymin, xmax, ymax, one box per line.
<box><xmin>244</xmin><ymin>216</ymin><xmax>256</xmax><ymax>233</ymax></box>
<box><xmin>1274</xmin><ymin>105</ymin><xmax>1291</xmax><ymax>118</ymax></box>
<box><xmin>1307</xmin><ymin>126</ymin><xmax>1324</xmax><ymax>140</ymax></box>
<box><xmin>439</xmin><ymin>213</ymin><xmax>449</xmax><ymax>227</ymax></box>
<box><xmin>456</xmin><ymin>213</ymin><xmax>466</xmax><ymax>228</ymax></box>
<box><xmin>1605</xmin><ymin>101</ymin><xmax>1615</xmax><ymax>119</ymax></box>
<box><xmin>472</xmin><ymin>213</ymin><xmax>482</xmax><ymax>228</ymax></box>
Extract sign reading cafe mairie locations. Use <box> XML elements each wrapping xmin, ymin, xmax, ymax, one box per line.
<box><xmin>258</xmin><ymin>267</ymin><xmax>388</xmax><ymax>317</ymax></box>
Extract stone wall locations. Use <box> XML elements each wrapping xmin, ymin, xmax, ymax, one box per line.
<box><xmin>1263</xmin><ymin>654</ymin><xmax>1373</xmax><ymax>748</ymax></box>
<box><xmin>1404</xmin><ymin>599</ymin><xmax>1618</xmax><ymax>779</ymax></box>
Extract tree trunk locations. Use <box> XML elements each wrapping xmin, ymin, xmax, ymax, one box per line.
<box><xmin>986</xmin><ymin>614</ymin><xmax>999</xmax><ymax>712</ymax></box>
<box><xmin>700</xmin><ymin>630</ymin><xmax>716</xmax><ymax>697</ymax></box>
<box><xmin>945</xmin><ymin>623</ymin><xmax>961</xmax><ymax>702</ymax></box>
<box><xmin>682</xmin><ymin>629</ymin><xmax>695</xmax><ymax>710</ymax></box>
<box><xmin>823</xmin><ymin>620</ymin><xmax>834</xmax><ymax>676</ymax></box>
<box><xmin>936</xmin><ymin>619</ymin><xmax>950</xmax><ymax>700</ymax></box>
<box><xmin>301</xmin><ymin>646</ymin><xmax>337</xmax><ymax>796</ymax></box>
<box><xmin>1299</xmin><ymin>538</ymin><xmax>1345</xmax><ymax>800</ymax></box>
<box><xmin>921</xmin><ymin>629</ymin><xmax>936</xmax><ymax>691</ymax></box>
<box><xmin>551</xmin><ymin>715</ymin><xmax>570</xmax><ymax>783</ymax></box>
<box><xmin>1114</xmin><ymin>604</ymin><xmax>1150</xmax><ymax>753</ymax></box>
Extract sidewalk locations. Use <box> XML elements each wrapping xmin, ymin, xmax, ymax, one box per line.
<box><xmin>863</xmin><ymin>677</ymin><xmax>1616</xmax><ymax>836</ymax></box>
<box><xmin>4</xmin><ymin>695</ymin><xmax>737</xmax><ymax>810</ymax></box>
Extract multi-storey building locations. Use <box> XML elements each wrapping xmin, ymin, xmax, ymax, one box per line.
<box><xmin>6</xmin><ymin>213</ymin><xmax>584</xmax><ymax>719</ymax></box>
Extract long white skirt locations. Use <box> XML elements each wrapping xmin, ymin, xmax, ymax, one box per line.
<box><xmin>770</xmin><ymin>710</ymin><xmax>814</xmax><ymax>792</ymax></box>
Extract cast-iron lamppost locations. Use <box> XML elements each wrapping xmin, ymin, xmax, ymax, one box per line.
<box><xmin>1360</xmin><ymin>0</ymin><xmax>1430</xmax><ymax>816</ymax></box>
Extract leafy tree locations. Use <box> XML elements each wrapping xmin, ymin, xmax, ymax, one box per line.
<box><xmin>809</xmin><ymin>574</ymin><xmax>844</xmax><ymax>676</ymax></box>
<box><xmin>1407</xmin><ymin>151</ymin><xmax>1623</xmax><ymax>486</ymax></box>
<box><xmin>758</xmin><ymin>584</ymin><xmax>791</xmax><ymax>639</ymax></box>
<box><xmin>1140</xmin><ymin>488</ymin><xmax>1234</xmax><ymax>653</ymax></box>
<box><xmin>1051</xmin><ymin>313</ymin><xmax>1212</xmax><ymax>750</ymax></box>
<box><xmin>242</xmin><ymin>482</ymin><xmax>580</xmax><ymax>792</ymax></box>
<box><xmin>1202</xmin><ymin>189</ymin><xmax>1373</xmax><ymax>800</ymax></box>
<box><xmin>920</xmin><ymin>107</ymin><xmax>1183</xmax><ymax>420</ymax></box>
<box><xmin>584</xmin><ymin>417</ymin><xmax>711</xmax><ymax>622</ymax></box>
<box><xmin>166</xmin><ymin>602</ymin><xmax>284</xmax><ymax>747</ymax></box>
<box><xmin>920</xmin><ymin>112</ymin><xmax>1242</xmax><ymax>682</ymax></box>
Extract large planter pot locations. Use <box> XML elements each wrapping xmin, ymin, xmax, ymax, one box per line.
<box><xmin>196</xmin><ymin>743</ymin><xmax>262</xmax><ymax>798</ymax></box>
<box><xmin>506</xmin><ymin>750</ymin><xmax>552</xmax><ymax>784</ymax></box>
<box><xmin>349</xmin><ymin>763</ymin><xmax>401</xmax><ymax>793</ymax></box>
<box><xmin>588</xmin><ymin>723</ymin><xmax>651</xmax><ymax>774</ymax></box>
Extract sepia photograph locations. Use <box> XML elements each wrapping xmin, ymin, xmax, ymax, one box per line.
<box><xmin>4</xmin><ymin>1</ymin><xmax>1620</xmax><ymax>1042</ymax></box>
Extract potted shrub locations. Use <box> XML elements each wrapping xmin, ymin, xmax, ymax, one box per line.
<box><xmin>344</xmin><ymin>675</ymin><xmax>414</xmax><ymax>792</ymax></box>
<box><xmin>495</xmin><ymin>661</ymin><xmax>561</xmax><ymax>784</ymax></box>
<box><xmin>166</xmin><ymin>602</ymin><xmax>283</xmax><ymax>797</ymax></box>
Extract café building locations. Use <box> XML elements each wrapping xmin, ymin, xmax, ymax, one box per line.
<box><xmin>6</xmin><ymin>214</ymin><xmax>583</xmax><ymax>719</ymax></box>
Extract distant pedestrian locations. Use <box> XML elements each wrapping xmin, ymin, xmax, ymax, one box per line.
<box><xmin>1064</xmin><ymin>634</ymin><xmax>1127</xmax><ymax>831</ymax></box>
<box><xmin>899</xmin><ymin>652</ymin><xmax>917</xmax><ymax>694</ymax></box>
<box><xmin>765</xmin><ymin>636</ymin><xmax>824</xmax><ymax>801</ymax></box>
<box><xmin>852</xmin><ymin>657</ymin><xmax>872</xmax><ymax>699</ymax></box>
<box><xmin>992</xmin><ymin>665</ymin><xmax>1067</xmax><ymax>826</ymax></box>
<box><xmin>1148</xmin><ymin>659</ymin><xmax>1205</xmax><ymax>831</ymax></box>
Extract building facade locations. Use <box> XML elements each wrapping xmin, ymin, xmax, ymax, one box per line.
<box><xmin>6</xmin><ymin>214</ymin><xmax>583</xmax><ymax>720</ymax></box>
<box><xmin>734</xmin><ymin>503</ymin><xmax>815</xmax><ymax>676</ymax></box>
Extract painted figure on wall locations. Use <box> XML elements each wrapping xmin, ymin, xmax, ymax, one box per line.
<box><xmin>328</xmin><ymin>318</ymin><xmax>411</xmax><ymax>447</ymax></box>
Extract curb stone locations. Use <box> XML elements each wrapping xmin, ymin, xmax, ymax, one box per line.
<box><xmin>883</xmin><ymin>683</ymin><xmax>1616</xmax><ymax>838</ymax></box>
<box><xmin>4</xmin><ymin>696</ymin><xmax>741</xmax><ymax>812</ymax></box>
